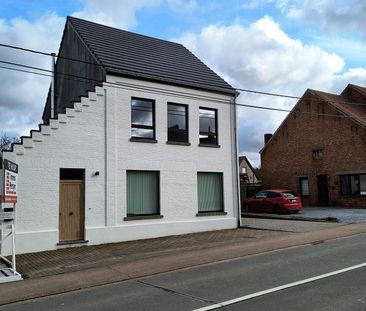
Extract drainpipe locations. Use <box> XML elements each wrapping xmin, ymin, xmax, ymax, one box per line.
<box><xmin>50</xmin><ymin>53</ymin><xmax>56</xmax><ymax>119</ymax></box>
<box><xmin>232</xmin><ymin>94</ymin><xmax>242</xmax><ymax>227</ymax></box>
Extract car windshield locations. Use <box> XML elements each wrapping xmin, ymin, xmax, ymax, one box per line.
<box><xmin>282</xmin><ymin>192</ymin><xmax>297</xmax><ymax>199</ymax></box>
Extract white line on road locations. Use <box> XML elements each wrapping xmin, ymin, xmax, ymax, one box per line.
<box><xmin>193</xmin><ymin>262</ymin><xmax>366</xmax><ymax>311</ymax></box>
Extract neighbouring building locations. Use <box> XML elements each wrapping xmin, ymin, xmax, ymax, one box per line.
<box><xmin>239</xmin><ymin>156</ymin><xmax>260</xmax><ymax>184</ymax></box>
<box><xmin>238</xmin><ymin>156</ymin><xmax>261</xmax><ymax>203</ymax></box>
<box><xmin>0</xmin><ymin>17</ymin><xmax>240</xmax><ymax>255</ymax></box>
<box><xmin>261</xmin><ymin>84</ymin><xmax>366</xmax><ymax>208</ymax></box>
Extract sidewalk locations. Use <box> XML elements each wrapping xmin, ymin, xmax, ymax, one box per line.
<box><xmin>1</xmin><ymin>222</ymin><xmax>366</xmax><ymax>306</ymax></box>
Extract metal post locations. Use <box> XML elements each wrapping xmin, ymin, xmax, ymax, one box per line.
<box><xmin>51</xmin><ymin>53</ymin><xmax>56</xmax><ymax>119</ymax></box>
<box><xmin>11</xmin><ymin>224</ymin><xmax>15</xmax><ymax>275</ymax></box>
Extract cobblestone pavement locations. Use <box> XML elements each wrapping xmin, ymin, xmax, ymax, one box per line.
<box><xmin>14</xmin><ymin>228</ymin><xmax>290</xmax><ymax>279</ymax></box>
<box><xmin>243</xmin><ymin>206</ymin><xmax>366</xmax><ymax>223</ymax></box>
<box><xmin>242</xmin><ymin>217</ymin><xmax>341</xmax><ymax>233</ymax></box>
<box><xmin>299</xmin><ymin>206</ymin><xmax>366</xmax><ymax>223</ymax></box>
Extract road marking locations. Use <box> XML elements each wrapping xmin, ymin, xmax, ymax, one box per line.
<box><xmin>193</xmin><ymin>262</ymin><xmax>366</xmax><ymax>311</ymax></box>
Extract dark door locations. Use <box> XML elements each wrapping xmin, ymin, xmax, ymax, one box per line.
<box><xmin>317</xmin><ymin>175</ymin><xmax>329</xmax><ymax>205</ymax></box>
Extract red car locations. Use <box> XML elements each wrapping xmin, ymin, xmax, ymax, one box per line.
<box><xmin>243</xmin><ymin>189</ymin><xmax>302</xmax><ymax>214</ymax></box>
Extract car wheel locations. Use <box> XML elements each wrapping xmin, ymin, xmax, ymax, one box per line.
<box><xmin>272</xmin><ymin>205</ymin><xmax>281</xmax><ymax>214</ymax></box>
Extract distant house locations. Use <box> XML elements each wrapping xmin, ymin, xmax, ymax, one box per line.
<box><xmin>0</xmin><ymin>17</ymin><xmax>240</xmax><ymax>255</ymax></box>
<box><xmin>261</xmin><ymin>84</ymin><xmax>366</xmax><ymax>208</ymax></box>
<box><xmin>239</xmin><ymin>156</ymin><xmax>260</xmax><ymax>184</ymax></box>
<box><xmin>238</xmin><ymin>156</ymin><xmax>261</xmax><ymax>203</ymax></box>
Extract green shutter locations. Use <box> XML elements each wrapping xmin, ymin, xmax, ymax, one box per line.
<box><xmin>127</xmin><ymin>171</ymin><xmax>159</xmax><ymax>215</ymax></box>
<box><xmin>197</xmin><ymin>173</ymin><xmax>223</xmax><ymax>212</ymax></box>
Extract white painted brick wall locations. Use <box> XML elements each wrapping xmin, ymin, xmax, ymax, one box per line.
<box><xmin>1</xmin><ymin>76</ymin><xmax>239</xmax><ymax>255</ymax></box>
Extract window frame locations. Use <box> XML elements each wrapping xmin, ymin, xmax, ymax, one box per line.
<box><xmin>199</xmin><ymin>107</ymin><xmax>219</xmax><ymax>146</ymax></box>
<box><xmin>340</xmin><ymin>174</ymin><xmax>366</xmax><ymax>196</ymax></box>
<box><xmin>131</xmin><ymin>97</ymin><xmax>156</xmax><ymax>141</ymax></box>
<box><xmin>299</xmin><ymin>177</ymin><xmax>310</xmax><ymax>197</ymax></box>
<box><xmin>125</xmin><ymin>170</ymin><xmax>160</xmax><ymax>218</ymax></box>
<box><xmin>197</xmin><ymin>172</ymin><xmax>224</xmax><ymax>214</ymax></box>
<box><xmin>167</xmin><ymin>102</ymin><xmax>189</xmax><ymax>144</ymax></box>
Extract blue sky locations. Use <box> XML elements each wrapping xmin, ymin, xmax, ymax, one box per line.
<box><xmin>1</xmin><ymin>0</ymin><xmax>366</xmax><ymax>166</ymax></box>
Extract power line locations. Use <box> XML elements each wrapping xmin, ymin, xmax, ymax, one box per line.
<box><xmin>0</xmin><ymin>58</ymin><xmax>363</xmax><ymax>120</ymax></box>
<box><xmin>0</xmin><ymin>42</ymin><xmax>301</xmax><ymax>99</ymax></box>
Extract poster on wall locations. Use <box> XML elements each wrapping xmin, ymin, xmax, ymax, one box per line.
<box><xmin>0</xmin><ymin>159</ymin><xmax>18</xmax><ymax>204</ymax></box>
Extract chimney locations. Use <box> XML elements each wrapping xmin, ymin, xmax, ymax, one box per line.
<box><xmin>264</xmin><ymin>133</ymin><xmax>272</xmax><ymax>146</ymax></box>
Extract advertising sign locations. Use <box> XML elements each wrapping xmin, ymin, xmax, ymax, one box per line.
<box><xmin>0</xmin><ymin>159</ymin><xmax>18</xmax><ymax>204</ymax></box>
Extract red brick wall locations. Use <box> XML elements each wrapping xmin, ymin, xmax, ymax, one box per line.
<box><xmin>261</xmin><ymin>92</ymin><xmax>366</xmax><ymax>208</ymax></box>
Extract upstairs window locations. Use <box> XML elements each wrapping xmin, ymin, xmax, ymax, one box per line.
<box><xmin>312</xmin><ymin>149</ymin><xmax>323</xmax><ymax>160</ymax></box>
<box><xmin>167</xmin><ymin>103</ymin><xmax>188</xmax><ymax>143</ymax></box>
<box><xmin>131</xmin><ymin>98</ymin><xmax>155</xmax><ymax>140</ymax></box>
<box><xmin>199</xmin><ymin>108</ymin><xmax>218</xmax><ymax>145</ymax></box>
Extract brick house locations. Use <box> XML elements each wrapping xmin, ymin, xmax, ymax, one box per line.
<box><xmin>0</xmin><ymin>17</ymin><xmax>240</xmax><ymax>255</ymax></box>
<box><xmin>261</xmin><ymin>84</ymin><xmax>366</xmax><ymax>208</ymax></box>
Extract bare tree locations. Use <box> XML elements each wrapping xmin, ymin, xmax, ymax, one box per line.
<box><xmin>0</xmin><ymin>132</ymin><xmax>19</xmax><ymax>151</ymax></box>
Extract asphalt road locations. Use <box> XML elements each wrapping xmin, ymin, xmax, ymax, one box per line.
<box><xmin>2</xmin><ymin>233</ymin><xmax>366</xmax><ymax>311</ymax></box>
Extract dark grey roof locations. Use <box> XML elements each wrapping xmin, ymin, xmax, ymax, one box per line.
<box><xmin>67</xmin><ymin>16</ymin><xmax>236</xmax><ymax>95</ymax></box>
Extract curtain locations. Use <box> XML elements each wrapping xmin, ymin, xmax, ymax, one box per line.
<box><xmin>127</xmin><ymin>171</ymin><xmax>159</xmax><ymax>215</ymax></box>
<box><xmin>197</xmin><ymin>173</ymin><xmax>223</xmax><ymax>212</ymax></box>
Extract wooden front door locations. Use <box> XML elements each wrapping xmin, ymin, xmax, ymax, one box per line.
<box><xmin>59</xmin><ymin>180</ymin><xmax>84</xmax><ymax>242</ymax></box>
<box><xmin>317</xmin><ymin>175</ymin><xmax>329</xmax><ymax>206</ymax></box>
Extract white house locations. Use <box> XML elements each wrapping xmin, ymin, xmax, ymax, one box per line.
<box><xmin>1</xmin><ymin>17</ymin><xmax>240</xmax><ymax>255</ymax></box>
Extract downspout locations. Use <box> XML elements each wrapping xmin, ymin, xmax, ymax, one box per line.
<box><xmin>232</xmin><ymin>93</ymin><xmax>242</xmax><ymax>227</ymax></box>
<box><xmin>50</xmin><ymin>53</ymin><xmax>56</xmax><ymax>119</ymax></box>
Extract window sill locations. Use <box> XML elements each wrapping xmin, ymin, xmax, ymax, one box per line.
<box><xmin>130</xmin><ymin>138</ymin><xmax>158</xmax><ymax>144</ymax></box>
<box><xmin>124</xmin><ymin>215</ymin><xmax>163</xmax><ymax>221</ymax></box>
<box><xmin>57</xmin><ymin>239</ymin><xmax>89</xmax><ymax>246</ymax></box>
<box><xmin>166</xmin><ymin>141</ymin><xmax>191</xmax><ymax>146</ymax></box>
<box><xmin>198</xmin><ymin>144</ymin><xmax>221</xmax><ymax>148</ymax></box>
<box><xmin>196</xmin><ymin>212</ymin><xmax>227</xmax><ymax>217</ymax></box>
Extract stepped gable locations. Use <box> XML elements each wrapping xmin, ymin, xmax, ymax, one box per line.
<box><xmin>3</xmin><ymin>87</ymin><xmax>102</xmax><ymax>153</ymax></box>
<box><xmin>67</xmin><ymin>16</ymin><xmax>235</xmax><ymax>95</ymax></box>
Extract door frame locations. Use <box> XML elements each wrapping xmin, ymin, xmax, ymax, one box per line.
<box><xmin>317</xmin><ymin>174</ymin><xmax>329</xmax><ymax>206</ymax></box>
<box><xmin>59</xmin><ymin>169</ymin><xmax>85</xmax><ymax>243</ymax></box>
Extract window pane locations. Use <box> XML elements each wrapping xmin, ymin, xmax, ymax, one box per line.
<box><xmin>350</xmin><ymin>175</ymin><xmax>359</xmax><ymax>194</ymax></box>
<box><xmin>132</xmin><ymin>99</ymin><xmax>153</xmax><ymax>126</ymax></box>
<box><xmin>131</xmin><ymin>128</ymin><xmax>154</xmax><ymax>139</ymax></box>
<box><xmin>360</xmin><ymin>175</ymin><xmax>366</xmax><ymax>195</ymax></box>
<box><xmin>127</xmin><ymin>171</ymin><xmax>159</xmax><ymax>216</ymax></box>
<box><xmin>340</xmin><ymin>175</ymin><xmax>350</xmax><ymax>195</ymax></box>
<box><xmin>199</xmin><ymin>108</ymin><xmax>217</xmax><ymax>145</ymax></box>
<box><xmin>197</xmin><ymin>172</ymin><xmax>223</xmax><ymax>212</ymax></box>
<box><xmin>168</xmin><ymin>104</ymin><xmax>188</xmax><ymax>142</ymax></box>
<box><xmin>300</xmin><ymin>178</ymin><xmax>309</xmax><ymax>196</ymax></box>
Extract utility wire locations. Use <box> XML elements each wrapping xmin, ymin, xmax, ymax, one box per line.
<box><xmin>0</xmin><ymin>58</ymin><xmax>363</xmax><ymax>119</ymax></box>
<box><xmin>0</xmin><ymin>42</ymin><xmax>300</xmax><ymax>99</ymax></box>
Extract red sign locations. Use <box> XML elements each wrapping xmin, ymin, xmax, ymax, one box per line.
<box><xmin>1</xmin><ymin>160</ymin><xmax>18</xmax><ymax>203</ymax></box>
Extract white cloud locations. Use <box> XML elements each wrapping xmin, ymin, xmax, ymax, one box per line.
<box><xmin>274</xmin><ymin>0</ymin><xmax>366</xmax><ymax>37</ymax></box>
<box><xmin>174</xmin><ymin>16</ymin><xmax>366</xmax><ymax>166</ymax></box>
<box><xmin>0</xmin><ymin>13</ymin><xmax>65</xmax><ymax>136</ymax></box>
<box><xmin>73</xmin><ymin>0</ymin><xmax>161</xmax><ymax>29</ymax></box>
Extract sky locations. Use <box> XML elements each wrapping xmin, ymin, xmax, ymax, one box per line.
<box><xmin>1</xmin><ymin>0</ymin><xmax>366</xmax><ymax>166</ymax></box>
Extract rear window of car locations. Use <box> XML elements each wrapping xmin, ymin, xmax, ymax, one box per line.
<box><xmin>255</xmin><ymin>191</ymin><xmax>268</xmax><ymax>198</ymax></box>
<box><xmin>282</xmin><ymin>192</ymin><xmax>297</xmax><ymax>199</ymax></box>
<box><xmin>267</xmin><ymin>192</ymin><xmax>281</xmax><ymax>198</ymax></box>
